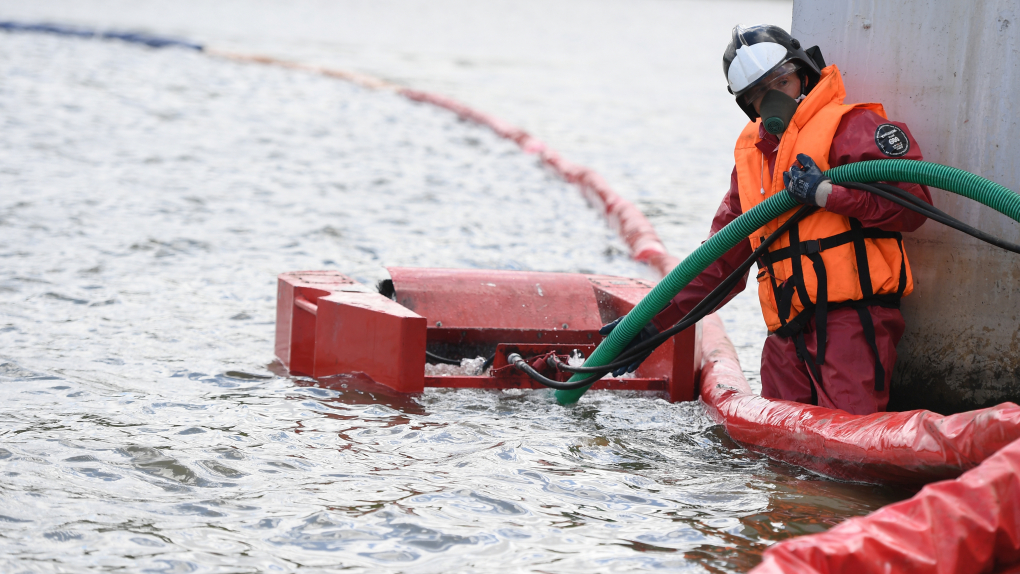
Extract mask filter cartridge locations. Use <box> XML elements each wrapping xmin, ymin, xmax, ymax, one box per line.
<box><xmin>760</xmin><ymin>90</ymin><xmax>800</xmax><ymax>135</ymax></box>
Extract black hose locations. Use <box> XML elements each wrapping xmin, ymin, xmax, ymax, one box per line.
<box><xmin>512</xmin><ymin>182</ymin><xmax>1020</xmax><ymax>388</ymax></box>
<box><xmin>638</xmin><ymin>183</ymin><xmax>1020</xmax><ymax>357</ymax></box>
<box><xmin>481</xmin><ymin>353</ymin><xmax>496</xmax><ymax>372</ymax></box>
<box><xmin>425</xmin><ymin>351</ymin><xmax>462</xmax><ymax>365</ymax></box>
<box><xmin>547</xmin><ymin>353</ymin><xmax>585</xmax><ymax>374</ymax></box>
<box><xmin>549</xmin><ymin>205</ymin><xmax>817</xmax><ymax>374</ymax></box>
<box><xmin>506</xmin><ymin>353</ymin><xmax>605</xmax><ymax>390</ymax></box>
<box><xmin>870</xmin><ymin>182</ymin><xmax>940</xmax><ymax>212</ymax></box>
<box><xmin>552</xmin><ymin>183</ymin><xmax>1020</xmax><ymax>379</ymax></box>
<box><xmin>840</xmin><ymin>182</ymin><xmax>1020</xmax><ymax>254</ymax></box>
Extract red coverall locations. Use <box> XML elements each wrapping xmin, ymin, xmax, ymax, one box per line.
<box><xmin>652</xmin><ymin>109</ymin><xmax>931</xmax><ymax>414</ymax></box>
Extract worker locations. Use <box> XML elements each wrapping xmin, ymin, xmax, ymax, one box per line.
<box><xmin>603</xmin><ymin>24</ymin><xmax>931</xmax><ymax>415</ymax></box>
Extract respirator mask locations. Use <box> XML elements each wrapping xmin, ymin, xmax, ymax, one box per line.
<box><xmin>741</xmin><ymin>62</ymin><xmax>803</xmax><ymax>135</ymax></box>
<box><xmin>759</xmin><ymin>90</ymin><xmax>800</xmax><ymax>135</ymax></box>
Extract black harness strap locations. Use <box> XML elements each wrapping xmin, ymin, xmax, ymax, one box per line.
<box><xmin>760</xmin><ymin>217</ymin><xmax>906</xmax><ymax>395</ymax></box>
<box><xmin>775</xmin><ymin>225</ymin><xmax>831</xmax><ymax>369</ymax></box>
<box><xmin>776</xmin><ymin>280</ymin><xmax>796</xmax><ymax>325</ymax></box>
<box><xmin>786</xmin><ymin>225</ymin><xmax>815</xmax><ymax>317</ymax></box>
<box><xmin>792</xmin><ymin>333</ymin><xmax>821</xmax><ymax>405</ymax></box>
<box><xmin>849</xmin><ymin>218</ymin><xmax>874</xmax><ymax>298</ymax></box>
<box><xmin>854</xmin><ymin>305</ymin><xmax>887</xmax><ymax>392</ymax></box>
<box><xmin>803</xmin><ymin>240</ymin><xmax>828</xmax><ymax>365</ymax></box>
<box><xmin>894</xmin><ymin>235</ymin><xmax>908</xmax><ymax>298</ymax></box>
<box><xmin>764</xmin><ymin>229</ymin><xmax>854</xmax><ymax>263</ymax></box>
<box><xmin>849</xmin><ymin>218</ymin><xmax>886</xmax><ymax>392</ymax></box>
<box><xmin>760</xmin><ymin>234</ymin><xmax>793</xmax><ymax>334</ymax></box>
<box><xmin>760</xmin><ymin>227</ymin><xmax>902</xmax><ymax>267</ymax></box>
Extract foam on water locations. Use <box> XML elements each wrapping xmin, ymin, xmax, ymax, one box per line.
<box><xmin>0</xmin><ymin>26</ymin><xmax>911</xmax><ymax>574</ymax></box>
<box><xmin>425</xmin><ymin>357</ymin><xmax>488</xmax><ymax>377</ymax></box>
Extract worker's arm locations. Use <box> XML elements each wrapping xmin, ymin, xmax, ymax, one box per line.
<box><xmin>824</xmin><ymin>108</ymin><xmax>932</xmax><ymax>232</ymax></box>
<box><xmin>651</xmin><ymin>167</ymin><xmax>753</xmax><ymax>331</ymax></box>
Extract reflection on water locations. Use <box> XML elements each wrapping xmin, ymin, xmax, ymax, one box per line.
<box><xmin>0</xmin><ymin>9</ymin><xmax>910</xmax><ymax>573</ymax></box>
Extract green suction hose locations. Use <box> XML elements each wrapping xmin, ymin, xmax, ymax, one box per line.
<box><xmin>556</xmin><ymin>159</ymin><xmax>1020</xmax><ymax>405</ymax></box>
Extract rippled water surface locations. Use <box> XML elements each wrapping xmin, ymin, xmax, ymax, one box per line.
<box><xmin>1</xmin><ymin>4</ymin><xmax>911</xmax><ymax>572</ymax></box>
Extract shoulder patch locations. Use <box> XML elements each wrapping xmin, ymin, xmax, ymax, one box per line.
<box><xmin>875</xmin><ymin>123</ymin><xmax>910</xmax><ymax>157</ymax></box>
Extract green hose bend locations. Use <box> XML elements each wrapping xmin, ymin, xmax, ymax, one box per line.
<box><xmin>556</xmin><ymin>159</ymin><xmax>1019</xmax><ymax>405</ymax></box>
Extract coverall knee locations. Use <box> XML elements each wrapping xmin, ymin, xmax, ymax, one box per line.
<box><xmin>760</xmin><ymin>306</ymin><xmax>905</xmax><ymax>415</ymax></box>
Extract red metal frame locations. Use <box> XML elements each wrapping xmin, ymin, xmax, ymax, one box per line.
<box><xmin>276</xmin><ymin>268</ymin><xmax>700</xmax><ymax>401</ymax></box>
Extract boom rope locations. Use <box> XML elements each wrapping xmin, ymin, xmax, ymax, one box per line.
<box><xmin>0</xmin><ymin>20</ymin><xmax>679</xmax><ymax>279</ymax></box>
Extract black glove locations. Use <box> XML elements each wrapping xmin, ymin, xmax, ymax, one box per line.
<box><xmin>783</xmin><ymin>153</ymin><xmax>831</xmax><ymax>206</ymax></box>
<box><xmin>599</xmin><ymin>315</ymin><xmax>659</xmax><ymax>377</ymax></box>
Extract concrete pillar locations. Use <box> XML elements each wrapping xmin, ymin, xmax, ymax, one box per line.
<box><xmin>792</xmin><ymin>0</ymin><xmax>1020</xmax><ymax>413</ymax></box>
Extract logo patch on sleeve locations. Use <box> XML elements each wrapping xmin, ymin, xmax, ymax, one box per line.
<box><xmin>875</xmin><ymin>124</ymin><xmax>910</xmax><ymax>157</ymax></box>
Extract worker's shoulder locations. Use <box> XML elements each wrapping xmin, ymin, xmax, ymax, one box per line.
<box><xmin>839</xmin><ymin>106</ymin><xmax>891</xmax><ymax>128</ymax></box>
<box><xmin>834</xmin><ymin>105</ymin><xmax>922</xmax><ymax>160</ymax></box>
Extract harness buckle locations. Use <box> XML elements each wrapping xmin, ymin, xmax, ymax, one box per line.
<box><xmin>802</xmin><ymin>239</ymin><xmax>821</xmax><ymax>254</ymax></box>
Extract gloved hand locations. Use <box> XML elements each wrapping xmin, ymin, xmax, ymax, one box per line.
<box><xmin>599</xmin><ymin>315</ymin><xmax>660</xmax><ymax>377</ymax></box>
<box><xmin>783</xmin><ymin>153</ymin><xmax>832</xmax><ymax>207</ymax></box>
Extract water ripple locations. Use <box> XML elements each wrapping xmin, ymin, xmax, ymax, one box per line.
<box><xmin>0</xmin><ymin>30</ymin><xmax>913</xmax><ymax>573</ymax></box>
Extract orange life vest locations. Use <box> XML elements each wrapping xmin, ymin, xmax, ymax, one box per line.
<box><xmin>734</xmin><ymin>65</ymin><xmax>913</xmax><ymax>388</ymax></box>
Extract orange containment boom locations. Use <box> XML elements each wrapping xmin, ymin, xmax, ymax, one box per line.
<box><xmin>275</xmin><ymin>268</ymin><xmax>700</xmax><ymax>401</ymax></box>
<box><xmin>698</xmin><ymin>313</ymin><xmax>1020</xmax><ymax>486</ymax></box>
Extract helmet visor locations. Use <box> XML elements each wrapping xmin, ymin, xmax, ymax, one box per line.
<box><xmin>739</xmin><ymin>61</ymin><xmax>801</xmax><ymax>107</ymax></box>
